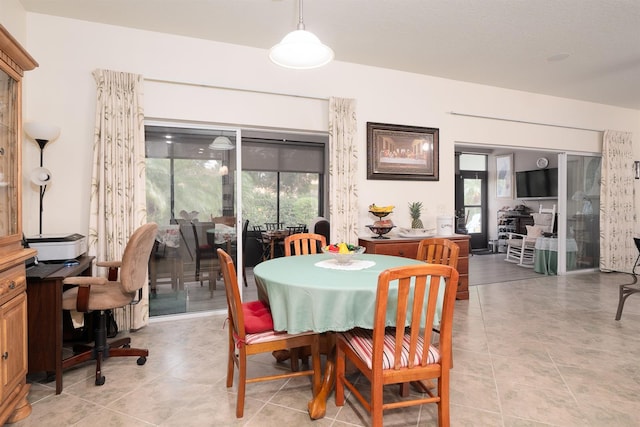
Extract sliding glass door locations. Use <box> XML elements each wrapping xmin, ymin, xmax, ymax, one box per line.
<box><xmin>145</xmin><ymin>123</ymin><xmax>241</xmax><ymax>316</ymax></box>
<box><xmin>563</xmin><ymin>154</ymin><xmax>601</xmax><ymax>271</ymax></box>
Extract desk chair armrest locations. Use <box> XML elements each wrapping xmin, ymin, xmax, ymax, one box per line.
<box><xmin>97</xmin><ymin>260</ymin><xmax>122</xmax><ymax>269</ymax></box>
<box><xmin>63</xmin><ymin>276</ymin><xmax>109</xmax><ymax>286</ymax></box>
<box><xmin>97</xmin><ymin>260</ymin><xmax>122</xmax><ymax>280</ymax></box>
<box><xmin>62</xmin><ymin>276</ymin><xmax>109</xmax><ymax>312</ymax></box>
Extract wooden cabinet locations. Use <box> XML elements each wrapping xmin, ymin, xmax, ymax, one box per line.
<box><xmin>0</xmin><ymin>25</ymin><xmax>38</xmax><ymax>424</ymax></box>
<box><xmin>358</xmin><ymin>234</ymin><xmax>471</xmax><ymax>300</ymax></box>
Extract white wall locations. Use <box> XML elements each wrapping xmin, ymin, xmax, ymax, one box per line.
<box><xmin>0</xmin><ymin>0</ymin><xmax>26</xmax><ymax>42</ymax></box>
<box><xmin>14</xmin><ymin>12</ymin><xmax>640</xmax><ymax>238</ymax></box>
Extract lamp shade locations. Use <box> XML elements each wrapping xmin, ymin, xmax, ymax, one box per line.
<box><xmin>269</xmin><ymin>29</ymin><xmax>334</xmax><ymax>69</ymax></box>
<box><xmin>209</xmin><ymin>136</ymin><xmax>235</xmax><ymax>150</ymax></box>
<box><xmin>24</xmin><ymin>122</ymin><xmax>60</xmax><ymax>143</ymax></box>
<box><xmin>30</xmin><ymin>167</ymin><xmax>52</xmax><ymax>186</ymax></box>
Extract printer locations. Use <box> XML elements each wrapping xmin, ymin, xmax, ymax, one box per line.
<box><xmin>26</xmin><ymin>233</ymin><xmax>87</xmax><ymax>261</ymax></box>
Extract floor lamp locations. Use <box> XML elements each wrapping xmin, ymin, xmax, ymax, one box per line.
<box><xmin>24</xmin><ymin>122</ymin><xmax>60</xmax><ymax>236</ymax></box>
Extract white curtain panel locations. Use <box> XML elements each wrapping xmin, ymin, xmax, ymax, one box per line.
<box><xmin>89</xmin><ymin>69</ymin><xmax>148</xmax><ymax>330</ymax></box>
<box><xmin>600</xmin><ymin>129</ymin><xmax>636</xmax><ymax>272</ymax></box>
<box><xmin>328</xmin><ymin>97</ymin><xmax>358</xmax><ymax>244</ymax></box>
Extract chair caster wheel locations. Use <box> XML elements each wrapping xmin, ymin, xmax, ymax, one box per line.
<box><xmin>95</xmin><ymin>376</ymin><xmax>105</xmax><ymax>386</ymax></box>
<box><xmin>137</xmin><ymin>356</ymin><xmax>147</xmax><ymax>365</ymax></box>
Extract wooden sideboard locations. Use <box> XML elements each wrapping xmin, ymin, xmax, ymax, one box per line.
<box><xmin>358</xmin><ymin>234</ymin><xmax>471</xmax><ymax>300</ymax></box>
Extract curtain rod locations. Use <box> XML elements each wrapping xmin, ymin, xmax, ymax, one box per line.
<box><xmin>449</xmin><ymin>111</ymin><xmax>603</xmax><ymax>133</ymax></box>
<box><xmin>144</xmin><ymin>77</ymin><xmax>329</xmax><ymax>102</ymax></box>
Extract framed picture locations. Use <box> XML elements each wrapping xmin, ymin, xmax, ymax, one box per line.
<box><xmin>495</xmin><ymin>154</ymin><xmax>513</xmax><ymax>198</ymax></box>
<box><xmin>366</xmin><ymin>122</ymin><xmax>439</xmax><ymax>181</ymax></box>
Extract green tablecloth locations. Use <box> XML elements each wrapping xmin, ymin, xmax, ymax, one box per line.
<box><xmin>253</xmin><ymin>253</ymin><xmax>444</xmax><ymax>334</ymax></box>
<box><xmin>534</xmin><ymin>237</ymin><xmax>578</xmax><ymax>275</ymax></box>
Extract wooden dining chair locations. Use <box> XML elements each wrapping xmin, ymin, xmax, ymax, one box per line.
<box><xmin>281</xmin><ymin>232</ymin><xmax>328</xmax><ymax>369</ymax></box>
<box><xmin>416</xmin><ymin>238</ymin><xmax>460</xmax><ymax>269</ymax></box>
<box><xmin>283</xmin><ymin>232</ymin><xmax>327</xmax><ymax>257</ymax></box>
<box><xmin>335</xmin><ymin>263</ymin><xmax>459</xmax><ymax>427</ymax></box>
<box><xmin>415</xmin><ymin>237</ymin><xmax>460</xmax><ymax>376</ymax></box>
<box><xmin>190</xmin><ymin>221</ymin><xmax>218</xmax><ymax>292</ymax></box>
<box><xmin>218</xmin><ymin>248</ymin><xmax>322</xmax><ymax>418</ymax></box>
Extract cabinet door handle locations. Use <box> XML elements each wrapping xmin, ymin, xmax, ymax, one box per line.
<box><xmin>2</xmin><ymin>352</ymin><xmax>8</xmax><ymax>360</ymax></box>
<box><xmin>8</xmin><ymin>281</ymin><xmax>15</xmax><ymax>290</ymax></box>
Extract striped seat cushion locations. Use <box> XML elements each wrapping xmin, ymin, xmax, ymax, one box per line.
<box><xmin>233</xmin><ymin>329</ymin><xmax>316</xmax><ymax>347</ymax></box>
<box><xmin>341</xmin><ymin>328</ymin><xmax>440</xmax><ymax>370</ymax></box>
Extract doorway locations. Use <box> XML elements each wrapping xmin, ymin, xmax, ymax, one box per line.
<box><xmin>455</xmin><ymin>153</ymin><xmax>488</xmax><ymax>250</ymax></box>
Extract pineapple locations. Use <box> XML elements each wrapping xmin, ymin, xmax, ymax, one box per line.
<box><xmin>409</xmin><ymin>202</ymin><xmax>424</xmax><ymax>229</ymax></box>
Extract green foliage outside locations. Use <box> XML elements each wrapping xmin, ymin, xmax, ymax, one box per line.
<box><xmin>147</xmin><ymin>160</ymin><xmax>320</xmax><ymax>228</ymax></box>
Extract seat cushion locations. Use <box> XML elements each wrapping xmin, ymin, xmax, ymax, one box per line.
<box><xmin>62</xmin><ymin>283</ymin><xmax>136</xmax><ymax>312</ymax></box>
<box><xmin>526</xmin><ymin>225</ymin><xmax>544</xmax><ymax>237</ymax></box>
<box><xmin>233</xmin><ymin>329</ymin><xmax>316</xmax><ymax>347</ymax></box>
<box><xmin>341</xmin><ymin>328</ymin><xmax>440</xmax><ymax>370</ymax></box>
<box><xmin>242</xmin><ymin>300</ymin><xmax>274</xmax><ymax>333</ymax></box>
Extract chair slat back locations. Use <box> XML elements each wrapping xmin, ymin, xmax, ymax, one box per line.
<box><xmin>264</xmin><ymin>222</ymin><xmax>284</xmax><ymax>231</ymax></box>
<box><xmin>372</xmin><ymin>264</ymin><xmax>459</xmax><ymax>370</ymax></box>
<box><xmin>218</xmin><ymin>248</ymin><xmax>245</xmax><ymax>339</ymax></box>
<box><xmin>284</xmin><ymin>233</ymin><xmax>327</xmax><ymax>256</ymax></box>
<box><xmin>416</xmin><ymin>238</ymin><xmax>460</xmax><ymax>269</ymax></box>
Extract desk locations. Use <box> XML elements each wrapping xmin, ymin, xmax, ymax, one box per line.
<box><xmin>534</xmin><ymin>238</ymin><xmax>578</xmax><ymax>275</ymax></box>
<box><xmin>26</xmin><ymin>256</ymin><xmax>94</xmax><ymax>394</ymax></box>
<box><xmin>253</xmin><ymin>253</ymin><xmax>441</xmax><ymax>419</ymax></box>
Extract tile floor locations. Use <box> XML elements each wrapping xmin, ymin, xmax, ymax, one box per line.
<box><xmin>15</xmin><ymin>266</ymin><xmax>640</xmax><ymax>426</ymax></box>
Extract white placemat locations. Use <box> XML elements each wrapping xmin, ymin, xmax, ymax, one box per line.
<box><xmin>315</xmin><ymin>259</ymin><xmax>376</xmax><ymax>271</ymax></box>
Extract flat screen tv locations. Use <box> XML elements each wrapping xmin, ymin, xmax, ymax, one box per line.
<box><xmin>515</xmin><ymin>168</ymin><xmax>558</xmax><ymax>199</ymax></box>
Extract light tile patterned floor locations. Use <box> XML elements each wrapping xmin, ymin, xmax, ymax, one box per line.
<box><xmin>16</xmin><ymin>262</ymin><xmax>640</xmax><ymax>426</ymax></box>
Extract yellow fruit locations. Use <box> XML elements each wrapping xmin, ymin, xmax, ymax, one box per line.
<box><xmin>338</xmin><ymin>243</ymin><xmax>349</xmax><ymax>254</ymax></box>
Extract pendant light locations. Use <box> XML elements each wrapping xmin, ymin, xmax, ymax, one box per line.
<box><xmin>209</xmin><ymin>136</ymin><xmax>235</xmax><ymax>150</ymax></box>
<box><xmin>269</xmin><ymin>0</ymin><xmax>334</xmax><ymax>69</ymax></box>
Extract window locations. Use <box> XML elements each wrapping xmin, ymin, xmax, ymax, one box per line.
<box><xmin>145</xmin><ymin>125</ymin><xmax>327</xmax><ymax>228</ymax></box>
<box><xmin>242</xmin><ymin>138</ymin><xmax>325</xmax><ymax>227</ymax></box>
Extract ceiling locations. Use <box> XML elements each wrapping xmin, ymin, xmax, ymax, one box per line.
<box><xmin>19</xmin><ymin>0</ymin><xmax>640</xmax><ymax>110</ymax></box>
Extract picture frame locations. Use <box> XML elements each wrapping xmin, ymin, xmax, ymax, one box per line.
<box><xmin>366</xmin><ymin>122</ymin><xmax>439</xmax><ymax>181</ymax></box>
<box><xmin>495</xmin><ymin>154</ymin><xmax>513</xmax><ymax>198</ymax></box>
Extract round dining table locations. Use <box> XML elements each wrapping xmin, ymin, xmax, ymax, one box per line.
<box><xmin>253</xmin><ymin>252</ymin><xmax>443</xmax><ymax>419</ymax></box>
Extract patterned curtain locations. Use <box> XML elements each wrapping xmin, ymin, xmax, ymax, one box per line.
<box><xmin>600</xmin><ymin>130</ymin><xmax>636</xmax><ymax>271</ymax></box>
<box><xmin>328</xmin><ymin>97</ymin><xmax>358</xmax><ymax>243</ymax></box>
<box><xmin>89</xmin><ymin>69</ymin><xmax>148</xmax><ymax>330</ymax></box>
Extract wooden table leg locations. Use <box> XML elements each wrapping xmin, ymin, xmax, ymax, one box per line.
<box><xmin>308</xmin><ymin>333</ymin><xmax>336</xmax><ymax>420</ymax></box>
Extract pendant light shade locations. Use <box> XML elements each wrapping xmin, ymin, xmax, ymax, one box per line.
<box><xmin>209</xmin><ymin>136</ymin><xmax>235</xmax><ymax>150</ymax></box>
<box><xmin>269</xmin><ymin>0</ymin><xmax>334</xmax><ymax>69</ymax></box>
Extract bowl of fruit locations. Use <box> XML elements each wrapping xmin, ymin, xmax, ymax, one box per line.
<box><xmin>322</xmin><ymin>243</ymin><xmax>366</xmax><ymax>264</ymax></box>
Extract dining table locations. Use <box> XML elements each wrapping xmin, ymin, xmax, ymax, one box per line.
<box><xmin>206</xmin><ymin>223</ymin><xmax>236</xmax><ymax>251</ymax></box>
<box><xmin>253</xmin><ymin>252</ymin><xmax>443</xmax><ymax>419</ymax></box>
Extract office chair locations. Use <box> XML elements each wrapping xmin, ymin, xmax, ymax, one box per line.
<box><xmin>61</xmin><ymin>222</ymin><xmax>158</xmax><ymax>386</ymax></box>
<box><xmin>616</xmin><ymin>237</ymin><xmax>640</xmax><ymax>320</ymax></box>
